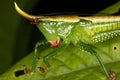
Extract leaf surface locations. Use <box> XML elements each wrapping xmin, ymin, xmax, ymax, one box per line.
<box><xmin>0</xmin><ymin>1</ymin><xmax>120</xmax><ymax>80</ymax></box>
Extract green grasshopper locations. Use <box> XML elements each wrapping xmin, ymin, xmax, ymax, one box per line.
<box><xmin>14</xmin><ymin>2</ymin><xmax>120</xmax><ymax>79</ymax></box>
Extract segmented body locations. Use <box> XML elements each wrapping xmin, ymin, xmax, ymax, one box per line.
<box><xmin>14</xmin><ymin>2</ymin><xmax>120</xmax><ymax>44</ymax></box>
<box><xmin>38</xmin><ymin>18</ymin><xmax>120</xmax><ymax>45</ymax></box>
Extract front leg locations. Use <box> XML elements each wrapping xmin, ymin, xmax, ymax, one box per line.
<box><xmin>40</xmin><ymin>41</ymin><xmax>68</xmax><ymax>73</ymax></box>
<box><xmin>31</xmin><ymin>40</ymin><xmax>49</xmax><ymax>71</ymax></box>
<box><xmin>23</xmin><ymin>40</ymin><xmax>49</xmax><ymax>75</ymax></box>
<box><xmin>75</xmin><ymin>42</ymin><xmax>109</xmax><ymax>78</ymax></box>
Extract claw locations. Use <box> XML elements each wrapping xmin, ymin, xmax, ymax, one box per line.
<box><xmin>108</xmin><ymin>71</ymin><xmax>116</xmax><ymax>80</ymax></box>
<box><xmin>24</xmin><ymin>66</ymin><xmax>34</xmax><ymax>75</ymax></box>
<box><xmin>38</xmin><ymin>67</ymin><xmax>49</xmax><ymax>73</ymax></box>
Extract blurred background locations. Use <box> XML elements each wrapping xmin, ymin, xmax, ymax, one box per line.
<box><xmin>0</xmin><ymin>0</ymin><xmax>119</xmax><ymax>74</ymax></box>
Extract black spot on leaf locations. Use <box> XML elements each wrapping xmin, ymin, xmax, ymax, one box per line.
<box><xmin>114</xmin><ymin>47</ymin><xmax>117</xmax><ymax>50</ymax></box>
<box><xmin>14</xmin><ymin>70</ymin><xmax>25</xmax><ymax>77</ymax></box>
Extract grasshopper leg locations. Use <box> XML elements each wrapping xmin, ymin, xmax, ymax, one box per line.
<box><xmin>23</xmin><ymin>40</ymin><xmax>48</xmax><ymax>75</ymax></box>
<box><xmin>76</xmin><ymin>42</ymin><xmax>109</xmax><ymax>77</ymax></box>
<box><xmin>40</xmin><ymin>42</ymin><xmax>67</xmax><ymax>73</ymax></box>
<box><xmin>30</xmin><ymin>40</ymin><xmax>49</xmax><ymax>72</ymax></box>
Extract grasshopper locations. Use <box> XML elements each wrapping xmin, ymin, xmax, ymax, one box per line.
<box><xmin>14</xmin><ymin>2</ymin><xmax>120</xmax><ymax>79</ymax></box>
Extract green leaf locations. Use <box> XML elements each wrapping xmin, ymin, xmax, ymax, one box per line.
<box><xmin>95</xmin><ymin>1</ymin><xmax>120</xmax><ymax>15</ymax></box>
<box><xmin>0</xmin><ymin>1</ymin><xmax>120</xmax><ymax>80</ymax></box>
<box><xmin>1</xmin><ymin>39</ymin><xmax>120</xmax><ymax>80</ymax></box>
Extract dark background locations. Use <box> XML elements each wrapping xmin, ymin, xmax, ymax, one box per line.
<box><xmin>34</xmin><ymin>0</ymin><xmax>119</xmax><ymax>14</ymax></box>
<box><xmin>0</xmin><ymin>0</ymin><xmax>119</xmax><ymax>74</ymax></box>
